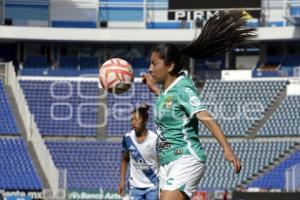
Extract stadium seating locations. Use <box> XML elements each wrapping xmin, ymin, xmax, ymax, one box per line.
<box><xmin>20</xmin><ymin>79</ymin><xmax>99</xmax><ymax>136</ymax></box>
<box><xmin>2</xmin><ymin>0</ymin><xmax>300</xmax><ymax>195</ymax></box>
<box><xmin>194</xmin><ymin>70</ymin><xmax>222</xmax><ymax>80</ymax></box>
<box><xmin>46</xmin><ymin>140</ymin><xmax>123</xmax><ymax>190</ymax></box>
<box><xmin>198</xmin><ymin>80</ymin><xmax>288</xmax><ymax>136</ymax></box>
<box><xmin>0</xmin><ymin>138</ymin><xmax>42</xmax><ymax>190</ymax></box>
<box><xmin>257</xmin><ymin>96</ymin><xmax>300</xmax><ymax>136</ymax></box>
<box><xmin>20</xmin><ymin>79</ymin><xmax>155</xmax><ymax>137</ymax></box>
<box><xmin>16</xmin><ymin>77</ymin><xmax>300</xmax><ymax>191</ymax></box>
<box><xmin>21</xmin><ymin>78</ymin><xmax>289</xmax><ymax>137</ymax></box>
<box><xmin>0</xmin><ymin>80</ymin><xmax>19</xmax><ymax>135</ymax></box>
<box><xmin>45</xmin><ymin>140</ymin><xmax>296</xmax><ymax>190</ymax></box>
<box><xmin>248</xmin><ymin>149</ymin><xmax>300</xmax><ymax>189</ymax></box>
<box><xmin>199</xmin><ymin>141</ymin><xmax>297</xmax><ymax>190</ymax></box>
<box><xmin>107</xmin><ymin>82</ymin><xmax>155</xmax><ymax>136</ymax></box>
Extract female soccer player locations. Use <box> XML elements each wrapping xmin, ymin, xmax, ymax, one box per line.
<box><xmin>118</xmin><ymin>104</ymin><xmax>159</xmax><ymax>200</ymax></box>
<box><xmin>142</xmin><ymin>11</ymin><xmax>256</xmax><ymax>200</ymax></box>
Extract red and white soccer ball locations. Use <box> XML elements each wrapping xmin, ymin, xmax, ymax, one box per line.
<box><xmin>99</xmin><ymin>58</ymin><xmax>134</xmax><ymax>94</ymax></box>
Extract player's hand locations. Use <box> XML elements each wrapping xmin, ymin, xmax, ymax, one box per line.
<box><xmin>142</xmin><ymin>73</ymin><xmax>160</xmax><ymax>95</ymax></box>
<box><xmin>224</xmin><ymin>148</ymin><xmax>242</xmax><ymax>174</ymax></box>
<box><xmin>118</xmin><ymin>182</ymin><xmax>125</xmax><ymax>196</ymax></box>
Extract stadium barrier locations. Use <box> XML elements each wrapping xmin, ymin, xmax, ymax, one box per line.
<box><xmin>3</xmin><ymin>62</ymin><xmax>60</xmax><ymax>191</ymax></box>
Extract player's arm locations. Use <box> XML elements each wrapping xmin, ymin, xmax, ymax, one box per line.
<box><xmin>119</xmin><ymin>151</ymin><xmax>129</xmax><ymax>196</ymax></box>
<box><xmin>196</xmin><ymin>110</ymin><xmax>241</xmax><ymax>174</ymax></box>
<box><xmin>142</xmin><ymin>73</ymin><xmax>160</xmax><ymax>95</ymax></box>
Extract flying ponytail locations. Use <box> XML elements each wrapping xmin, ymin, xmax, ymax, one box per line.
<box><xmin>152</xmin><ymin>10</ymin><xmax>256</xmax><ymax>75</ymax></box>
<box><xmin>182</xmin><ymin>10</ymin><xmax>256</xmax><ymax>59</ymax></box>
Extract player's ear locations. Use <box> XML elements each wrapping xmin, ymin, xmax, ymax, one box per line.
<box><xmin>168</xmin><ymin>63</ymin><xmax>175</xmax><ymax>73</ymax></box>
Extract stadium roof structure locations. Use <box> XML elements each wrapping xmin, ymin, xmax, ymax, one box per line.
<box><xmin>0</xmin><ymin>26</ymin><xmax>300</xmax><ymax>42</ymax></box>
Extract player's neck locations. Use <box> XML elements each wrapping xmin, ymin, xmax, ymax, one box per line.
<box><xmin>163</xmin><ymin>75</ymin><xmax>178</xmax><ymax>92</ymax></box>
<box><xmin>135</xmin><ymin>128</ymin><xmax>148</xmax><ymax>142</ymax></box>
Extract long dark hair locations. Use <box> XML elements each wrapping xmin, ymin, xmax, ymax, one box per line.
<box><xmin>152</xmin><ymin>10</ymin><xmax>256</xmax><ymax>75</ymax></box>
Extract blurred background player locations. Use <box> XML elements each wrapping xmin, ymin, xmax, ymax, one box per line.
<box><xmin>143</xmin><ymin>11</ymin><xmax>255</xmax><ymax>200</ymax></box>
<box><xmin>118</xmin><ymin>104</ymin><xmax>159</xmax><ymax>200</ymax></box>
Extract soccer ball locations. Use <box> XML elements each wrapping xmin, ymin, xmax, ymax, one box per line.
<box><xmin>99</xmin><ymin>58</ymin><xmax>134</xmax><ymax>94</ymax></box>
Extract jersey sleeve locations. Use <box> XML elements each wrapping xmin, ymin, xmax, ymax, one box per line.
<box><xmin>177</xmin><ymin>86</ymin><xmax>207</xmax><ymax>118</ymax></box>
<box><xmin>121</xmin><ymin>136</ymin><xmax>128</xmax><ymax>153</ymax></box>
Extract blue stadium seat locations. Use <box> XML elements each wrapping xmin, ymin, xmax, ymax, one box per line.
<box><xmin>258</xmin><ymin>96</ymin><xmax>300</xmax><ymax>136</ymax></box>
<box><xmin>199</xmin><ymin>141</ymin><xmax>296</xmax><ymax>190</ymax></box>
<box><xmin>198</xmin><ymin>80</ymin><xmax>289</xmax><ymax>136</ymax></box>
<box><xmin>46</xmin><ymin>140</ymin><xmax>124</xmax><ymax>190</ymax></box>
<box><xmin>20</xmin><ymin>80</ymin><xmax>99</xmax><ymax>136</ymax></box>
<box><xmin>0</xmin><ymin>138</ymin><xmax>43</xmax><ymax>190</ymax></box>
<box><xmin>248</xmin><ymin>150</ymin><xmax>300</xmax><ymax>189</ymax></box>
<box><xmin>46</xmin><ymin>140</ymin><xmax>297</xmax><ymax>191</ymax></box>
<box><xmin>0</xmin><ymin>80</ymin><xmax>20</xmax><ymax>135</ymax></box>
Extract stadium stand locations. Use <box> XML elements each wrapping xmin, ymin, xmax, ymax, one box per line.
<box><xmin>19</xmin><ymin>79</ymin><xmax>99</xmax><ymax>136</ymax></box>
<box><xmin>0</xmin><ymin>138</ymin><xmax>43</xmax><ymax>190</ymax></box>
<box><xmin>200</xmin><ymin>141</ymin><xmax>297</xmax><ymax>189</ymax></box>
<box><xmin>19</xmin><ymin>78</ymin><xmax>291</xmax><ymax>138</ymax></box>
<box><xmin>20</xmin><ymin>79</ymin><xmax>154</xmax><ymax>137</ymax></box>
<box><xmin>45</xmin><ymin>140</ymin><xmax>297</xmax><ymax>190</ymax></box>
<box><xmin>0</xmin><ymin>77</ymin><xmax>42</xmax><ymax>191</ymax></box>
<box><xmin>258</xmin><ymin>96</ymin><xmax>300</xmax><ymax>136</ymax></box>
<box><xmin>248</xmin><ymin>149</ymin><xmax>300</xmax><ymax>189</ymax></box>
<box><xmin>17</xmin><ymin>76</ymin><xmax>299</xmax><ymax>191</ymax></box>
<box><xmin>0</xmin><ymin>0</ymin><xmax>300</xmax><ymax>198</ymax></box>
<box><xmin>198</xmin><ymin>80</ymin><xmax>289</xmax><ymax>136</ymax></box>
<box><xmin>0</xmin><ymin>80</ymin><xmax>19</xmax><ymax>135</ymax></box>
<box><xmin>46</xmin><ymin>140</ymin><xmax>122</xmax><ymax>190</ymax></box>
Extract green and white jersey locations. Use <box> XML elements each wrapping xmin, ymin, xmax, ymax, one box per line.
<box><xmin>154</xmin><ymin>72</ymin><xmax>207</xmax><ymax>165</ymax></box>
